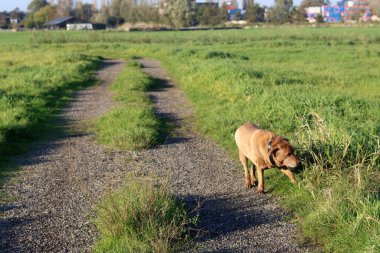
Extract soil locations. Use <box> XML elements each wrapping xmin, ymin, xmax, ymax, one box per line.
<box><xmin>0</xmin><ymin>58</ymin><xmax>307</xmax><ymax>253</ymax></box>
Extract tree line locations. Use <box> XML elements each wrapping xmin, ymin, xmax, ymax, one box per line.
<box><xmin>1</xmin><ymin>0</ymin><xmax>379</xmax><ymax>29</ymax></box>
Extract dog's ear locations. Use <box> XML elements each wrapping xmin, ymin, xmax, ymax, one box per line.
<box><xmin>270</xmin><ymin>148</ymin><xmax>279</xmax><ymax>157</ymax></box>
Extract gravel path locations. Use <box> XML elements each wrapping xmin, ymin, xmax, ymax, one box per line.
<box><xmin>0</xmin><ymin>58</ymin><xmax>307</xmax><ymax>253</ymax></box>
<box><xmin>0</xmin><ymin>60</ymin><xmax>128</xmax><ymax>252</ymax></box>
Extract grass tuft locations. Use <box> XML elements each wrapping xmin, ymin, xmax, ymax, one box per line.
<box><xmin>93</xmin><ymin>176</ymin><xmax>195</xmax><ymax>253</ymax></box>
<box><xmin>127</xmin><ymin>60</ymin><xmax>144</xmax><ymax>68</ymax></box>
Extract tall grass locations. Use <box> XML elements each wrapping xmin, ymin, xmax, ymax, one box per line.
<box><xmin>289</xmin><ymin>113</ymin><xmax>380</xmax><ymax>252</ymax></box>
<box><xmin>93</xmin><ymin>176</ymin><xmax>195</xmax><ymax>253</ymax></box>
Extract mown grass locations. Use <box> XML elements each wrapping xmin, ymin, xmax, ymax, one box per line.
<box><xmin>93</xmin><ymin>176</ymin><xmax>195</xmax><ymax>253</ymax></box>
<box><xmin>95</xmin><ymin>62</ymin><xmax>163</xmax><ymax>150</ymax></box>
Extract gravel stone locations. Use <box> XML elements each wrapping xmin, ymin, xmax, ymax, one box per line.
<box><xmin>0</xmin><ymin>58</ymin><xmax>308</xmax><ymax>253</ymax></box>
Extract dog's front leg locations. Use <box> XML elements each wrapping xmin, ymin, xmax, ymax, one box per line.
<box><xmin>257</xmin><ymin>168</ymin><xmax>265</xmax><ymax>193</ymax></box>
<box><xmin>280</xmin><ymin>168</ymin><xmax>296</xmax><ymax>184</ymax></box>
<box><xmin>255</xmin><ymin>160</ymin><xmax>266</xmax><ymax>193</ymax></box>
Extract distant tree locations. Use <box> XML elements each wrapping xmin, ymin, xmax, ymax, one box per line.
<box><xmin>56</xmin><ymin>0</ymin><xmax>73</xmax><ymax>17</ymax></box>
<box><xmin>101</xmin><ymin>0</ymin><xmax>109</xmax><ymax>17</ymax></box>
<box><xmin>33</xmin><ymin>5</ymin><xmax>57</xmax><ymax>27</ymax></box>
<box><xmin>110</xmin><ymin>0</ymin><xmax>123</xmax><ymax>24</ymax></box>
<box><xmin>289</xmin><ymin>6</ymin><xmax>307</xmax><ymax>24</ymax></box>
<box><xmin>23</xmin><ymin>4</ymin><xmax>57</xmax><ymax>28</ymax></box>
<box><xmin>10</xmin><ymin>8</ymin><xmax>20</xmax><ymax>20</ymax></box>
<box><xmin>81</xmin><ymin>4</ymin><xmax>95</xmax><ymax>22</ymax></box>
<box><xmin>133</xmin><ymin>1</ymin><xmax>161</xmax><ymax>24</ymax></box>
<box><xmin>117</xmin><ymin>0</ymin><xmax>133</xmax><ymax>23</ymax></box>
<box><xmin>245</xmin><ymin>1</ymin><xmax>265</xmax><ymax>23</ymax></box>
<box><xmin>74</xmin><ymin>0</ymin><xmax>85</xmax><ymax>20</ymax></box>
<box><xmin>23</xmin><ymin>14</ymin><xmax>35</xmax><ymax>29</ymax></box>
<box><xmin>197</xmin><ymin>4</ymin><xmax>228</xmax><ymax>27</ymax></box>
<box><xmin>368</xmin><ymin>0</ymin><xmax>380</xmax><ymax>16</ymax></box>
<box><xmin>316</xmin><ymin>13</ymin><xmax>324</xmax><ymax>23</ymax></box>
<box><xmin>0</xmin><ymin>12</ymin><xmax>10</xmax><ymax>28</ymax></box>
<box><xmin>270</xmin><ymin>0</ymin><xmax>293</xmax><ymax>24</ymax></box>
<box><xmin>299</xmin><ymin>0</ymin><xmax>325</xmax><ymax>7</ymax></box>
<box><xmin>162</xmin><ymin>0</ymin><xmax>194</xmax><ymax>28</ymax></box>
<box><xmin>107</xmin><ymin>16</ymin><xmax>118</xmax><ymax>27</ymax></box>
<box><xmin>245</xmin><ymin>1</ymin><xmax>257</xmax><ymax>23</ymax></box>
<box><xmin>27</xmin><ymin>0</ymin><xmax>48</xmax><ymax>13</ymax></box>
<box><xmin>91</xmin><ymin>0</ymin><xmax>108</xmax><ymax>23</ymax></box>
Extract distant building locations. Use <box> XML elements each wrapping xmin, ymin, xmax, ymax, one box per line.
<box><xmin>0</xmin><ymin>15</ymin><xmax>10</xmax><ymax>29</ymax></box>
<box><xmin>10</xmin><ymin>18</ymin><xmax>19</xmax><ymax>24</ymax></box>
<box><xmin>44</xmin><ymin>16</ymin><xmax>76</xmax><ymax>29</ymax></box>
<box><xmin>342</xmin><ymin>0</ymin><xmax>371</xmax><ymax>21</ymax></box>
<box><xmin>67</xmin><ymin>23</ymin><xmax>93</xmax><ymax>31</ymax></box>
<box><xmin>322</xmin><ymin>5</ymin><xmax>345</xmax><ymax>22</ymax></box>
<box><xmin>195</xmin><ymin>1</ymin><xmax>219</xmax><ymax>8</ymax></box>
<box><xmin>306</xmin><ymin>6</ymin><xmax>322</xmax><ymax>23</ymax></box>
<box><xmin>220</xmin><ymin>0</ymin><xmax>239</xmax><ymax>10</ymax></box>
<box><xmin>306</xmin><ymin>0</ymin><xmax>372</xmax><ymax>23</ymax></box>
<box><xmin>44</xmin><ymin>17</ymin><xmax>106</xmax><ymax>30</ymax></box>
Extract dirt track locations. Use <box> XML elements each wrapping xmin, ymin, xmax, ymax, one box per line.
<box><xmin>0</xmin><ymin>59</ymin><xmax>307</xmax><ymax>252</ymax></box>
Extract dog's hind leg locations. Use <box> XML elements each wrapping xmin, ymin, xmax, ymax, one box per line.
<box><xmin>239</xmin><ymin>151</ymin><xmax>251</xmax><ymax>188</ymax></box>
<box><xmin>250</xmin><ymin>164</ymin><xmax>257</xmax><ymax>187</ymax></box>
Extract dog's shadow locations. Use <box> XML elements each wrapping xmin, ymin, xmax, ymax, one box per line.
<box><xmin>180</xmin><ymin>193</ymin><xmax>288</xmax><ymax>242</ymax></box>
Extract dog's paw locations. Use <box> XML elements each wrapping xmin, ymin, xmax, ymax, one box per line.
<box><xmin>257</xmin><ymin>188</ymin><xmax>264</xmax><ymax>194</ymax></box>
<box><xmin>245</xmin><ymin>182</ymin><xmax>252</xmax><ymax>189</ymax></box>
<box><xmin>251</xmin><ymin>181</ymin><xmax>258</xmax><ymax>187</ymax></box>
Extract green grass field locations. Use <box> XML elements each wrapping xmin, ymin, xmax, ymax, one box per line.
<box><xmin>1</xmin><ymin>26</ymin><xmax>379</xmax><ymax>252</ymax></box>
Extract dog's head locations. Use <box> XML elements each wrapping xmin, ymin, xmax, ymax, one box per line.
<box><xmin>268</xmin><ymin>136</ymin><xmax>300</xmax><ymax>169</ymax></box>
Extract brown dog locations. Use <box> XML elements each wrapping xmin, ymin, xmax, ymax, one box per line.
<box><xmin>235</xmin><ymin>123</ymin><xmax>300</xmax><ymax>193</ymax></box>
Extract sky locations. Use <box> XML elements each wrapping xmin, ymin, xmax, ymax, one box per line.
<box><xmin>0</xmin><ymin>0</ymin><xmax>339</xmax><ymax>12</ymax></box>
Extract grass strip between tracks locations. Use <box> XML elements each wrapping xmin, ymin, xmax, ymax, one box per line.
<box><xmin>94</xmin><ymin>61</ymin><xmax>194</xmax><ymax>252</ymax></box>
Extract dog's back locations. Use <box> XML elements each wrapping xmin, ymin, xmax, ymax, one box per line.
<box><xmin>235</xmin><ymin>123</ymin><xmax>258</xmax><ymax>153</ymax></box>
<box><xmin>235</xmin><ymin>123</ymin><xmax>272</xmax><ymax>161</ymax></box>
